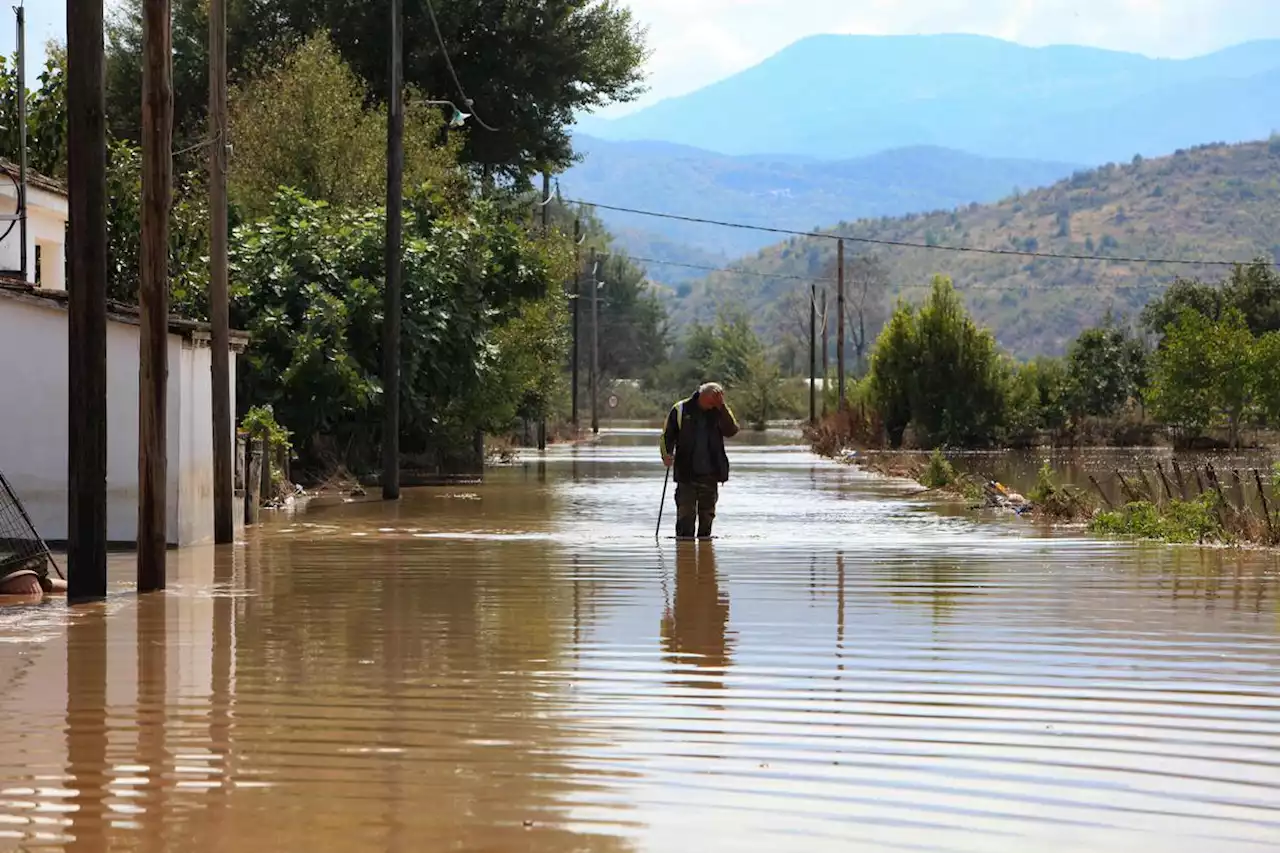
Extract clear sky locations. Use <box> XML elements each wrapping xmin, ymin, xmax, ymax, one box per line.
<box><xmin>9</xmin><ymin>0</ymin><xmax>1280</xmax><ymax>110</ymax></box>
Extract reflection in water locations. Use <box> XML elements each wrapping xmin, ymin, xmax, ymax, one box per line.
<box><xmin>661</xmin><ymin>543</ymin><xmax>732</xmax><ymax>694</ymax></box>
<box><xmin>2</xmin><ymin>430</ymin><xmax>1280</xmax><ymax>852</ymax></box>
<box><xmin>65</xmin><ymin>606</ymin><xmax>108</xmax><ymax>853</ymax></box>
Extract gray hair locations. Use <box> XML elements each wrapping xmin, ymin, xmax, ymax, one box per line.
<box><xmin>698</xmin><ymin>382</ymin><xmax>724</xmax><ymax>396</ymax></box>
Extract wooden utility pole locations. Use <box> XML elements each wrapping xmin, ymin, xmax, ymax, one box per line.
<box><xmin>809</xmin><ymin>283</ymin><xmax>817</xmax><ymax>426</ymax></box>
<box><xmin>836</xmin><ymin>238</ymin><xmax>846</xmax><ymax>411</ymax></box>
<box><xmin>537</xmin><ymin>171</ymin><xmax>550</xmax><ymax>451</ymax></box>
<box><xmin>67</xmin><ymin>0</ymin><xmax>109</xmax><ymax>603</ymax></box>
<box><xmin>382</xmin><ymin>0</ymin><xmax>404</xmax><ymax>501</ymax></box>
<box><xmin>820</xmin><ymin>287</ymin><xmax>829</xmax><ymax>418</ymax></box>
<box><xmin>571</xmin><ymin>218</ymin><xmax>580</xmax><ymax>431</ymax></box>
<box><xmin>589</xmin><ymin>248</ymin><xmax>599</xmax><ymax>435</ymax></box>
<box><xmin>138</xmin><ymin>0</ymin><xmax>172</xmax><ymax>592</ymax></box>
<box><xmin>209</xmin><ymin>0</ymin><xmax>233</xmax><ymax>544</ymax></box>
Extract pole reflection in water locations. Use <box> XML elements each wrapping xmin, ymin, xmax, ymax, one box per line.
<box><xmin>65</xmin><ymin>605</ymin><xmax>109</xmax><ymax>853</ymax></box>
<box><xmin>134</xmin><ymin>593</ymin><xmax>168</xmax><ymax>853</ymax></box>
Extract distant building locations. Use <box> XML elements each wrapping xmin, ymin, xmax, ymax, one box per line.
<box><xmin>0</xmin><ymin>163</ymin><xmax>249</xmax><ymax>546</ymax></box>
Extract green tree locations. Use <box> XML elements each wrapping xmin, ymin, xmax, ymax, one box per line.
<box><xmin>1064</xmin><ymin>320</ymin><xmax>1147</xmax><ymax>418</ymax></box>
<box><xmin>1002</xmin><ymin>359</ymin><xmax>1043</xmax><ymax>447</ymax></box>
<box><xmin>867</xmin><ymin>303</ymin><xmax>917</xmax><ymax>448</ymax></box>
<box><xmin>1253</xmin><ymin>332</ymin><xmax>1280</xmax><ymax>427</ymax></box>
<box><xmin>0</xmin><ymin>47</ymin><xmax>68</xmax><ymax>178</ymax></box>
<box><xmin>105</xmin><ymin>0</ymin><xmax>648</xmax><ymax>182</ymax></box>
<box><xmin>228</xmin><ymin>35</ymin><xmax>463</xmax><ymax>217</ymax></box>
<box><xmin>230</xmin><ymin>188</ymin><xmax>562</xmax><ymax>468</ymax></box>
<box><xmin>907</xmin><ymin>276</ymin><xmax>1006</xmax><ymax>447</ymax></box>
<box><xmin>1143</xmin><ymin>259</ymin><xmax>1280</xmax><ymax>339</ymax></box>
<box><xmin>1148</xmin><ymin>307</ymin><xmax>1255</xmax><ymax>446</ymax></box>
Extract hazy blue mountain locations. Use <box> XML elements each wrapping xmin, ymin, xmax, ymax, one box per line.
<box><xmin>559</xmin><ymin>135</ymin><xmax>1079</xmax><ymax>265</ymax></box>
<box><xmin>576</xmin><ymin>34</ymin><xmax>1280</xmax><ymax>163</ymax></box>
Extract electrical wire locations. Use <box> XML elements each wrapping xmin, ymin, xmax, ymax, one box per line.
<box><xmin>565</xmin><ymin>198</ymin><xmax>1276</xmax><ymax>269</ymax></box>
<box><xmin>616</xmin><ymin>253</ymin><xmax>1169</xmax><ymax>292</ymax></box>
<box><xmin>423</xmin><ymin>0</ymin><xmax>498</xmax><ymax>132</ymax></box>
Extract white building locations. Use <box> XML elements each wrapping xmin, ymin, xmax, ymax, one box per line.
<box><xmin>0</xmin><ymin>164</ymin><xmax>248</xmax><ymax>546</ymax></box>
<box><xmin>0</xmin><ymin>160</ymin><xmax>67</xmax><ymax>290</ymax></box>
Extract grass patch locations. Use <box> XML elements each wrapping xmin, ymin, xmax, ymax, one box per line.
<box><xmin>1089</xmin><ymin>494</ymin><xmax>1224</xmax><ymax>544</ymax></box>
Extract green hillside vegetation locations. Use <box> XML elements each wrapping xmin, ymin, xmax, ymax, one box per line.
<box><xmin>675</xmin><ymin>138</ymin><xmax>1280</xmax><ymax>358</ymax></box>
<box><xmin>561</xmin><ymin>136</ymin><xmax>1077</xmax><ymax>261</ymax></box>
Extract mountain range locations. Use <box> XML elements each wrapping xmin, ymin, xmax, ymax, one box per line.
<box><xmin>560</xmin><ymin>136</ymin><xmax>1079</xmax><ymax>263</ymax></box>
<box><xmin>670</xmin><ymin>139</ymin><xmax>1280</xmax><ymax>358</ymax></box>
<box><xmin>577</xmin><ymin>34</ymin><xmax>1280</xmax><ymax>163</ymax></box>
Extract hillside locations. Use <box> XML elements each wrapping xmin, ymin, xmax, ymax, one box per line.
<box><xmin>561</xmin><ymin>135</ymin><xmax>1078</xmax><ymax>262</ymax></box>
<box><xmin>576</xmin><ymin>35</ymin><xmax>1280</xmax><ymax>163</ymax></box>
<box><xmin>670</xmin><ymin>139</ymin><xmax>1280</xmax><ymax>358</ymax></box>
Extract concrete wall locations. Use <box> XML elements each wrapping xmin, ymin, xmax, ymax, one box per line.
<box><xmin>0</xmin><ymin>296</ymin><xmax>238</xmax><ymax>546</ymax></box>
<box><xmin>0</xmin><ymin>184</ymin><xmax>68</xmax><ymax>290</ymax></box>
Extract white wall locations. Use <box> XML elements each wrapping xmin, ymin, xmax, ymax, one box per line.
<box><xmin>0</xmin><ymin>184</ymin><xmax>68</xmax><ymax>290</ymax></box>
<box><xmin>0</xmin><ymin>296</ymin><xmax>238</xmax><ymax>546</ymax></box>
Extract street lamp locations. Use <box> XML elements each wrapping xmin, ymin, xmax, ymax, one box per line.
<box><xmin>422</xmin><ymin>98</ymin><xmax>472</xmax><ymax>128</ymax></box>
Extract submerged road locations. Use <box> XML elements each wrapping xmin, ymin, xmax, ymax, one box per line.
<box><xmin>3</xmin><ymin>428</ymin><xmax>1280</xmax><ymax>852</ymax></box>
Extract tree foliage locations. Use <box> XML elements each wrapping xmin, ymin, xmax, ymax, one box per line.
<box><xmin>0</xmin><ymin>47</ymin><xmax>67</xmax><ymax>179</ymax></box>
<box><xmin>228</xmin><ymin>35</ymin><xmax>463</xmax><ymax>217</ymax></box>
<box><xmin>1147</xmin><ymin>308</ymin><xmax>1255</xmax><ymax>445</ymax></box>
<box><xmin>230</xmin><ymin>188</ymin><xmax>565</xmax><ymax>468</ymax></box>
<box><xmin>105</xmin><ymin>0</ymin><xmax>648</xmax><ymax>182</ymax></box>
<box><xmin>1142</xmin><ymin>259</ymin><xmax>1280</xmax><ymax>339</ymax></box>
<box><xmin>868</xmin><ymin>277</ymin><xmax>1006</xmax><ymax>447</ymax></box>
<box><xmin>1064</xmin><ymin>319</ymin><xmax>1147</xmax><ymax>418</ymax></box>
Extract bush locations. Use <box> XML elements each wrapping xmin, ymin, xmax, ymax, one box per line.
<box><xmin>1089</xmin><ymin>495</ymin><xmax>1222</xmax><ymax>543</ymax></box>
<box><xmin>920</xmin><ymin>449</ymin><xmax>956</xmax><ymax>489</ymax></box>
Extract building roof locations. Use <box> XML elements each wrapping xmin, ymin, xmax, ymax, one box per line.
<box><xmin>0</xmin><ymin>158</ymin><xmax>66</xmax><ymax>197</ymax></box>
<box><xmin>0</xmin><ymin>279</ymin><xmax>250</xmax><ymax>349</ymax></box>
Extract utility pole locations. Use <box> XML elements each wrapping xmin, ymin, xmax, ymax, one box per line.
<box><xmin>570</xmin><ymin>218</ymin><xmax>580</xmax><ymax>431</ymax></box>
<box><xmin>820</xmin><ymin>287</ymin><xmax>829</xmax><ymax>418</ymax></box>
<box><xmin>209</xmin><ymin>0</ymin><xmax>233</xmax><ymax>544</ymax></box>
<box><xmin>537</xmin><ymin>170</ymin><xmax>550</xmax><ymax>451</ymax></box>
<box><xmin>541</xmin><ymin>172</ymin><xmax>550</xmax><ymax>231</ymax></box>
<box><xmin>589</xmin><ymin>248</ymin><xmax>599</xmax><ymax>435</ymax></box>
<box><xmin>67</xmin><ymin>0</ymin><xmax>109</xmax><ymax>603</ymax></box>
<box><xmin>809</xmin><ymin>283</ymin><xmax>817</xmax><ymax>426</ymax></box>
<box><xmin>138</xmin><ymin>0</ymin><xmax>172</xmax><ymax>592</ymax></box>
<box><xmin>15</xmin><ymin>6</ymin><xmax>26</xmax><ymax>281</ymax></box>
<box><xmin>836</xmin><ymin>238</ymin><xmax>846</xmax><ymax>412</ymax></box>
<box><xmin>382</xmin><ymin>0</ymin><xmax>404</xmax><ymax>501</ymax></box>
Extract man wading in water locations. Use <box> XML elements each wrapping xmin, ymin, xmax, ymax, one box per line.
<box><xmin>661</xmin><ymin>382</ymin><xmax>741</xmax><ymax>540</ymax></box>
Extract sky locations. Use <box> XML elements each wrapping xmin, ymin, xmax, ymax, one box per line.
<box><xmin>7</xmin><ymin>0</ymin><xmax>1280</xmax><ymax>109</ymax></box>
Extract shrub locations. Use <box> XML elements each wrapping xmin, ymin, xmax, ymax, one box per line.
<box><xmin>920</xmin><ymin>449</ymin><xmax>956</xmax><ymax>490</ymax></box>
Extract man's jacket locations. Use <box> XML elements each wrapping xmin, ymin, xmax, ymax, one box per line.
<box><xmin>661</xmin><ymin>390</ymin><xmax>740</xmax><ymax>483</ymax></box>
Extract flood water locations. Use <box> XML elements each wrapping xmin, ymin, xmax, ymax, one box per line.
<box><xmin>3</xmin><ymin>429</ymin><xmax>1280</xmax><ymax>852</ymax></box>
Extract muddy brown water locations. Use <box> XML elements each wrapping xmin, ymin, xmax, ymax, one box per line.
<box><xmin>3</xmin><ymin>429</ymin><xmax>1280</xmax><ymax>852</ymax></box>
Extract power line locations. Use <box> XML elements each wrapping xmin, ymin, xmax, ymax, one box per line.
<box><xmin>423</xmin><ymin>0</ymin><xmax>498</xmax><ymax>132</ymax></box>
<box><xmin>617</xmin><ymin>253</ymin><xmax>1168</xmax><ymax>292</ymax></box>
<box><xmin>566</xmin><ymin>198</ymin><xmax>1275</xmax><ymax>269</ymax></box>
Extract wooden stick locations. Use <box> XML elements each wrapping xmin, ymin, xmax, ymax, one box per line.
<box><xmin>1230</xmin><ymin>469</ymin><xmax>1248</xmax><ymax>517</ymax></box>
<box><xmin>1156</xmin><ymin>462</ymin><xmax>1176</xmax><ymax>504</ymax></box>
<box><xmin>1115</xmin><ymin>471</ymin><xmax>1143</xmax><ymax>503</ymax></box>
<box><xmin>1089</xmin><ymin>475</ymin><xmax>1114</xmax><ymax>509</ymax></box>
<box><xmin>1137</xmin><ymin>466</ymin><xmax>1159</xmax><ymax>506</ymax></box>
<box><xmin>1171</xmin><ymin>460</ymin><xmax>1189</xmax><ymax>501</ymax></box>
<box><xmin>1255</xmin><ymin>469</ymin><xmax>1274</xmax><ymax>542</ymax></box>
